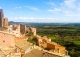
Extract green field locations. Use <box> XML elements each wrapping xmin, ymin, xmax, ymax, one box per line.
<box><xmin>48</xmin><ymin>35</ymin><xmax>56</xmax><ymax>41</ymax></box>
<box><xmin>74</xmin><ymin>41</ymin><xmax>80</xmax><ymax>45</ymax></box>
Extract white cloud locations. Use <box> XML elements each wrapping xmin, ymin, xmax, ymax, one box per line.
<box><xmin>64</xmin><ymin>0</ymin><xmax>76</xmax><ymax>8</ymax></box>
<box><xmin>14</xmin><ymin>17</ymin><xmax>18</xmax><ymax>20</ymax></box>
<box><xmin>9</xmin><ymin>17</ymin><xmax>18</xmax><ymax>20</ymax></box>
<box><xmin>24</xmin><ymin>6</ymin><xmax>28</xmax><ymax>7</ymax></box>
<box><xmin>29</xmin><ymin>17</ymin><xmax>35</xmax><ymax>19</ymax></box>
<box><xmin>22</xmin><ymin>17</ymin><xmax>28</xmax><ymax>20</ymax></box>
<box><xmin>24</xmin><ymin>6</ymin><xmax>39</xmax><ymax>11</ymax></box>
<box><xmin>0</xmin><ymin>7</ymin><xmax>1</xmax><ymax>9</ymax></box>
<box><xmin>65</xmin><ymin>13</ymin><xmax>80</xmax><ymax>16</ymax></box>
<box><xmin>30</xmin><ymin>7</ymin><xmax>38</xmax><ymax>11</ymax></box>
<box><xmin>63</xmin><ymin>0</ymin><xmax>80</xmax><ymax>9</ymax></box>
<box><xmin>48</xmin><ymin>9</ymin><xmax>54</xmax><ymax>12</ymax></box>
<box><xmin>35</xmin><ymin>18</ymin><xmax>54</xmax><ymax>21</ymax></box>
<box><xmin>15</xmin><ymin>7</ymin><xmax>18</xmax><ymax>9</ymax></box>
<box><xmin>77</xmin><ymin>2</ymin><xmax>80</xmax><ymax>11</ymax></box>
<box><xmin>46</xmin><ymin>2</ymin><xmax>55</xmax><ymax>6</ymax></box>
<box><xmin>19</xmin><ymin>17</ymin><xmax>23</xmax><ymax>19</ymax></box>
<box><xmin>46</xmin><ymin>18</ymin><xmax>54</xmax><ymax>21</ymax></box>
<box><xmin>18</xmin><ymin>7</ymin><xmax>21</xmax><ymax>8</ymax></box>
<box><xmin>11</xmin><ymin>12</ymin><xmax>14</xmax><ymax>14</ymax></box>
<box><xmin>36</xmin><ymin>18</ymin><xmax>46</xmax><ymax>20</ymax></box>
<box><xmin>50</xmin><ymin>2</ymin><xmax>55</xmax><ymax>6</ymax></box>
<box><xmin>15</xmin><ymin>7</ymin><xmax>22</xmax><ymax>9</ymax></box>
<box><xmin>9</xmin><ymin>17</ymin><xmax>55</xmax><ymax>22</ymax></box>
<box><xmin>13</xmin><ymin>17</ymin><xmax>34</xmax><ymax>20</ymax></box>
<box><xmin>48</xmin><ymin>8</ymin><xmax>62</xmax><ymax>12</ymax></box>
<box><xmin>63</xmin><ymin>10</ymin><xmax>73</xmax><ymax>14</ymax></box>
<box><xmin>14</xmin><ymin>6</ymin><xmax>39</xmax><ymax>11</ymax></box>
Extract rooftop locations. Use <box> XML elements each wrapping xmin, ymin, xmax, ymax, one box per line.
<box><xmin>0</xmin><ymin>29</ymin><xmax>22</xmax><ymax>37</ymax></box>
<box><xmin>0</xmin><ymin>30</ymin><xmax>16</xmax><ymax>36</ymax></box>
<box><xmin>24</xmin><ymin>49</ymin><xmax>43</xmax><ymax>57</ymax></box>
<box><xmin>0</xmin><ymin>44</ymin><xmax>15</xmax><ymax>55</ymax></box>
<box><xmin>16</xmin><ymin>41</ymin><xmax>33</xmax><ymax>51</ymax></box>
<box><xmin>0</xmin><ymin>27</ymin><xmax>7</xmax><ymax>31</ymax></box>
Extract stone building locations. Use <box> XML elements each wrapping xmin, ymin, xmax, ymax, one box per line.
<box><xmin>26</xmin><ymin>27</ymin><xmax>36</xmax><ymax>36</ymax></box>
<box><xmin>8</xmin><ymin>24</ymin><xmax>26</xmax><ymax>37</ymax></box>
<box><xmin>17</xmin><ymin>24</ymin><xmax>26</xmax><ymax>35</ymax></box>
<box><xmin>0</xmin><ymin>9</ymin><xmax>8</xmax><ymax>27</ymax></box>
<box><xmin>0</xmin><ymin>27</ymin><xmax>70</xmax><ymax>57</ymax></box>
<box><xmin>30</xmin><ymin>27</ymin><xmax>36</xmax><ymax>36</ymax></box>
<box><xmin>0</xmin><ymin>9</ymin><xmax>4</xmax><ymax>27</ymax></box>
<box><xmin>0</xmin><ymin>44</ymin><xmax>21</xmax><ymax>57</ymax></box>
<box><xmin>0</xmin><ymin>29</ymin><xmax>33</xmax><ymax>57</ymax></box>
<box><xmin>0</xmin><ymin>31</ymin><xmax>15</xmax><ymax>47</ymax></box>
<box><xmin>3</xmin><ymin>18</ymin><xmax>8</xmax><ymax>27</ymax></box>
<box><xmin>36</xmin><ymin>36</ymin><xmax>70</xmax><ymax>57</ymax></box>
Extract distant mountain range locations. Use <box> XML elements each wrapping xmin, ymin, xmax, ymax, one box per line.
<box><xmin>9</xmin><ymin>21</ymin><xmax>80</xmax><ymax>28</ymax></box>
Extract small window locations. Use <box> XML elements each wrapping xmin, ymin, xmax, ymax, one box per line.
<box><xmin>4</xmin><ymin>34</ymin><xmax>5</xmax><ymax>35</ymax></box>
<box><xmin>3</xmin><ymin>40</ymin><xmax>5</xmax><ymax>42</ymax></box>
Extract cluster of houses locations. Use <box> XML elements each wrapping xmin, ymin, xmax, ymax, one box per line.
<box><xmin>0</xmin><ymin>23</ymin><xmax>36</xmax><ymax>57</ymax></box>
<box><xmin>36</xmin><ymin>36</ymin><xmax>69</xmax><ymax>57</ymax></box>
<box><xmin>0</xmin><ymin>24</ymin><xmax>70</xmax><ymax>57</ymax></box>
<box><xmin>0</xmin><ymin>9</ymin><xmax>70</xmax><ymax>57</ymax></box>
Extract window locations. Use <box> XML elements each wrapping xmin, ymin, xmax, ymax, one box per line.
<box><xmin>4</xmin><ymin>34</ymin><xmax>5</xmax><ymax>35</ymax></box>
<box><xmin>3</xmin><ymin>40</ymin><xmax>5</xmax><ymax>42</ymax></box>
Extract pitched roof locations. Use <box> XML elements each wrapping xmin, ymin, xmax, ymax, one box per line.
<box><xmin>0</xmin><ymin>44</ymin><xmax>15</xmax><ymax>55</ymax></box>
<box><xmin>24</xmin><ymin>49</ymin><xmax>43</xmax><ymax>57</ymax></box>
<box><xmin>24</xmin><ymin>49</ymin><xmax>63</xmax><ymax>57</ymax></box>
<box><xmin>0</xmin><ymin>27</ymin><xmax>7</xmax><ymax>31</ymax></box>
<box><xmin>42</xmin><ymin>52</ymin><xmax>62</xmax><ymax>57</ymax></box>
<box><xmin>16</xmin><ymin>41</ymin><xmax>33</xmax><ymax>51</ymax></box>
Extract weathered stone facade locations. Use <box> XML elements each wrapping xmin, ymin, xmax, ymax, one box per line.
<box><xmin>0</xmin><ymin>9</ymin><xmax>8</xmax><ymax>27</ymax></box>
<box><xmin>0</xmin><ymin>31</ymin><xmax>15</xmax><ymax>47</ymax></box>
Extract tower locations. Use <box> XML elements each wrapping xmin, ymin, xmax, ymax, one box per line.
<box><xmin>0</xmin><ymin>9</ymin><xmax>4</xmax><ymax>27</ymax></box>
<box><xmin>3</xmin><ymin>18</ymin><xmax>8</xmax><ymax>26</ymax></box>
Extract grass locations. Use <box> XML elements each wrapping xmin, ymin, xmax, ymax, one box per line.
<box><xmin>27</xmin><ymin>39</ymin><xmax>36</xmax><ymax>45</ymax></box>
<box><xmin>73</xmin><ymin>41</ymin><xmax>80</xmax><ymax>45</ymax></box>
<box><xmin>48</xmin><ymin>35</ymin><xmax>56</xmax><ymax>41</ymax></box>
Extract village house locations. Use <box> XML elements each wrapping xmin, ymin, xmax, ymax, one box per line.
<box><xmin>0</xmin><ymin>26</ymin><xmax>70</xmax><ymax>57</ymax></box>
<box><xmin>36</xmin><ymin>35</ymin><xmax>70</xmax><ymax>57</ymax></box>
<box><xmin>0</xmin><ymin>27</ymin><xmax>35</xmax><ymax>57</ymax></box>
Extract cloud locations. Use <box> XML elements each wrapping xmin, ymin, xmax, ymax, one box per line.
<box><xmin>9</xmin><ymin>17</ymin><xmax>54</xmax><ymax>21</ymax></box>
<box><xmin>22</xmin><ymin>17</ymin><xmax>28</xmax><ymax>20</ymax></box>
<box><xmin>37</xmin><ymin>17</ymin><xmax>54</xmax><ymax>20</ymax></box>
<box><xmin>14</xmin><ymin>6</ymin><xmax>39</xmax><ymax>11</ymax></box>
<box><xmin>64</xmin><ymin>0</ymin><xmax>76</xmax><ymax>8</ymax></box>
<box><xmin>46</xmin><ymin>2</ymin><xmax>55</xmax><ymax>6</ymax></box>
<box><xmin>19</xmin><ymin>17</ymin><xmax>23</xmax><ymax>19</ymax></box>
<box><xmin>10</xmin><ymin>17</ymin><xmax>33</xmax><ymax>20</ymax></box>
<box><xmin>18</xmin><ymin>7</ymin><xmax>21</xmax><ymax>8</ymax></box>
<box><xmin>50</xmin><ymin>2</ymin><xmax>55</xmax><ymax>6</ymax></box>
<box><xmin>24</xmin><ymin>6</ymin><xmax>39</xmax><ymax>11</ymax></box>
<box><xmin>29</xmin><ymin>17</ymin><xmax>35</xmax><ymax>19</ymax></box>
<box><xmin>30</xmin><ymin>7</ymin><xmax>39</xmax><ymax>11</ymax></box>
<box><xmin>0</xmin><ymin>7</ymin><xmax>1</xmax><ymax>9</ymax></box>
<box><xmin>65</xmin><ymin>13</ymin><xmax>80</xmax><ymax>16</ymax></box>
<box><xmin>11</xmin><ymin>12</ymin><xmax>14</xmax><ymax>14</ymax></box>
<box><xmin>63</xmin><ymin>10</ymin><xmax>73</xmax><ymax>14</ymax></box>
<box><xmin>9</xmin><ymin>17</ymin><xmax>18</xmax><ymax>20</ymax></box>
<box><xmin>10</xmin><ymin>16</ymin><xmax>65</xmax><ymax>22</ymax></box>
<box><xmin>15</xmin><ymin>7</ymin><xmax>18</xmax><ymax>9</ymax></box>
<box><xmin>15</xmin><ymin>7</ymin><xmax>22</xmax><ymax>9</ymax></box>
<box><xmin>47</xmin><ymin>0</ymin><xmax>80</xmax><ymax>17</ymax></box>
<box><xmin>48</xmin><ymin>8</ymin><xmax>62</xmax><ymax>12</ymax></box>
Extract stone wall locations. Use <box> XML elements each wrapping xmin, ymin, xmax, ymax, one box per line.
<box><xmin>0</xmin><ymin>31</ymin><xmax>15</xmax><ymax>47</ymax></box>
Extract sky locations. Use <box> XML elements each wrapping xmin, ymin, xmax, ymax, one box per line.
<box><xmin>0</xmin><ymin>0</ymin><xmax>80</xmax><ymax>23</ymax></box>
